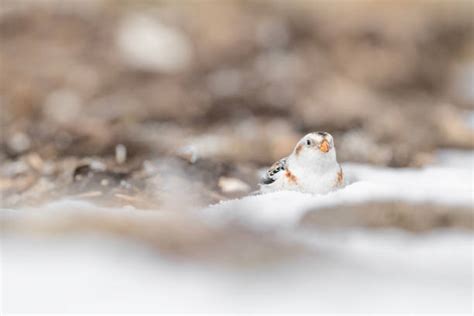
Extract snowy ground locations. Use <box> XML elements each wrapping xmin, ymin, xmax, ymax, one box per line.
<box><xmin>1</xmin><ymin>150</ymin><xmax>473</xmax><ymax>313</ymax></box>
<box><xmin>2</xmin><ymin>232</ymin><xmax>472</xmax><ymax>313</ymax></box>
<box><xmin>205</xmin><ymin>157</ymin><xmax>473</xmax><ymax>228</ymax></box>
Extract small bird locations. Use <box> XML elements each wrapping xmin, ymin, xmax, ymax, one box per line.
<box><xmin>260</xmin><ymin>132</ymin><xmax>344</xmax><ymax>194</ymax></box>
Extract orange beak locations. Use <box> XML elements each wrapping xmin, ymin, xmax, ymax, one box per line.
<box><xmin>319</xmin><ymin>139</ymin><xmax>330</xmax><ymax>153</ymax></box>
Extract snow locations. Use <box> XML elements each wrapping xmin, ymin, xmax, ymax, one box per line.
<box><xmin>467</xmin><ymin>111</ymin><xmax>474</xmax><ymax>129</ymax></box>
<box><xmin>437</xmin><ymin>149</ymin><xmax>474</xmax><ymax>168</ymax></box>
<box><xmin>455</xmin><ymin>63</ymin><xmax>474</xmax><ymax>103</ymax></box>
<box><xmin>204</xmin><ymin>155</ymin><xmax>473</xmax><ymax>228</ymax></box>
<box><xmin>2</xmin><ymin>231</ymin><xmax>472</xmax><ymax>313</ymax></box>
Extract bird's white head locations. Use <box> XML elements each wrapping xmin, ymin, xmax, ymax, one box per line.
<box><xmin>290</xmin><ymin>131</ymin><xmax>337</xmax><ymax>170</ymax></box>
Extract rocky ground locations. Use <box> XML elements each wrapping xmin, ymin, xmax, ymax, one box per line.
<box><xmin>1</xmin><ymin>0</ymin><xmax>473</xmax><ymax>209</ymax></box>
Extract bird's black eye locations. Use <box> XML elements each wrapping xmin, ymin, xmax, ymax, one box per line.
<box><xmin>306</xmin><ymin>139</ymin><xmax>312</xmax><ymax>146</ymax></box>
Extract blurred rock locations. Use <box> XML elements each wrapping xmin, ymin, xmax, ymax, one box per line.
<box><xmin>434</xmin><ymin>105</ymin><xmax>474</xmax><ymax>149</ymax></box>
<box><xmin>218</xmin><ymin>176</ymin><xmax>251</xmax><ymax>194</ymax></box>
<box><xmin>116</xmin><ymin>14</ymin><xmax>192</xmax><ymax>73</ymax></box>
<box><xmin>115</xmin><ymin>144</ymin><xmax>127</xmax><ymax>164</ymax></box>
<box><xmin>176</xmin><ymin>145</ymin><xmax>199</xmax><ymax>164</ymax></box>
<box><xmin>25</xmin><ymin>153</ymin><xmax>44</xmax><ymax>172</ymax></box>
<box><xmin>338</xmin><ymin>130</ymin><xmax>392</xmax><ymax>165</ymax></box>
<box><xmin>207</xmin><ymin>68</ymin><xmax>242</xmax><ymax>98</ymax></box>
<box><xmin>256</xmin><ymin>17</ymin><xmax>290</xmax><ymax>49</ymax></box>
<box><xmin>301</xmin><ymin>202</ymin><xmax>473</xmax><ymax>232</ymax></box>
<box><xmin>6</xmin><ymin>132</ymin><xmax>31</xmax><ymax>154</ymax></box>
<box><xmin>43</xmin><ymin>89</ymin><xmax>82</xmax><ymax>124</ymax></box>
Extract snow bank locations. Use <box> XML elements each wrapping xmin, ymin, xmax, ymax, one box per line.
<box><xmin>204</xmin><ymin>153</ymin><xmax>473</xmax><ymax>228</ymax></box>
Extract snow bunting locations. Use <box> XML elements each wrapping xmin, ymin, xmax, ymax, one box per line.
<box><xmin>260</xmin><ymin>132</ymin><xmax>343</xmax><ymax>194</ymax></box>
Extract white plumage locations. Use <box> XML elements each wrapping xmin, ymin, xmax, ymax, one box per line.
<box><xmin>260</xmin><ymin>132</ymin><xmax>344</xmax><ymax>194</ymax></box>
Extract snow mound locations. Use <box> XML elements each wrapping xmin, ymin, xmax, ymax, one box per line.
<box><xmin>204</xmin><ymin>161</ymin><xmax>473</xmax><ymax>228</ymax></box>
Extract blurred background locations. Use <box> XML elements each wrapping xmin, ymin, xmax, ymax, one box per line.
<box><xmin>1</xmin><ymin>0</ymin><xmax>473</xmax><ymax>313</ymax></box>
<box><xmin>1</xmin><ymin>0</ymin><xmax>474</xmax><ymax>206</ymax></box>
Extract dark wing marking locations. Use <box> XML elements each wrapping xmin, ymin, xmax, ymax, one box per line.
<box><xmin>261</xmin><ymin>158</ymin><xmax>288</xmax><ymax>185</ymax></box>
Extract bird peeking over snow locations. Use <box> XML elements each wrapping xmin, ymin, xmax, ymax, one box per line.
<box><xmin>260</xmin><ymin>132</ymin><xmax>344</xmax><ymax>194</ymax></box>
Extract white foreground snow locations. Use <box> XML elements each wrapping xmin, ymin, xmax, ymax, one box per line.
<box><xmin>2</xmin><ymin>232</ymin><xmax>472</xmax><ymax>313</ymax></box>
